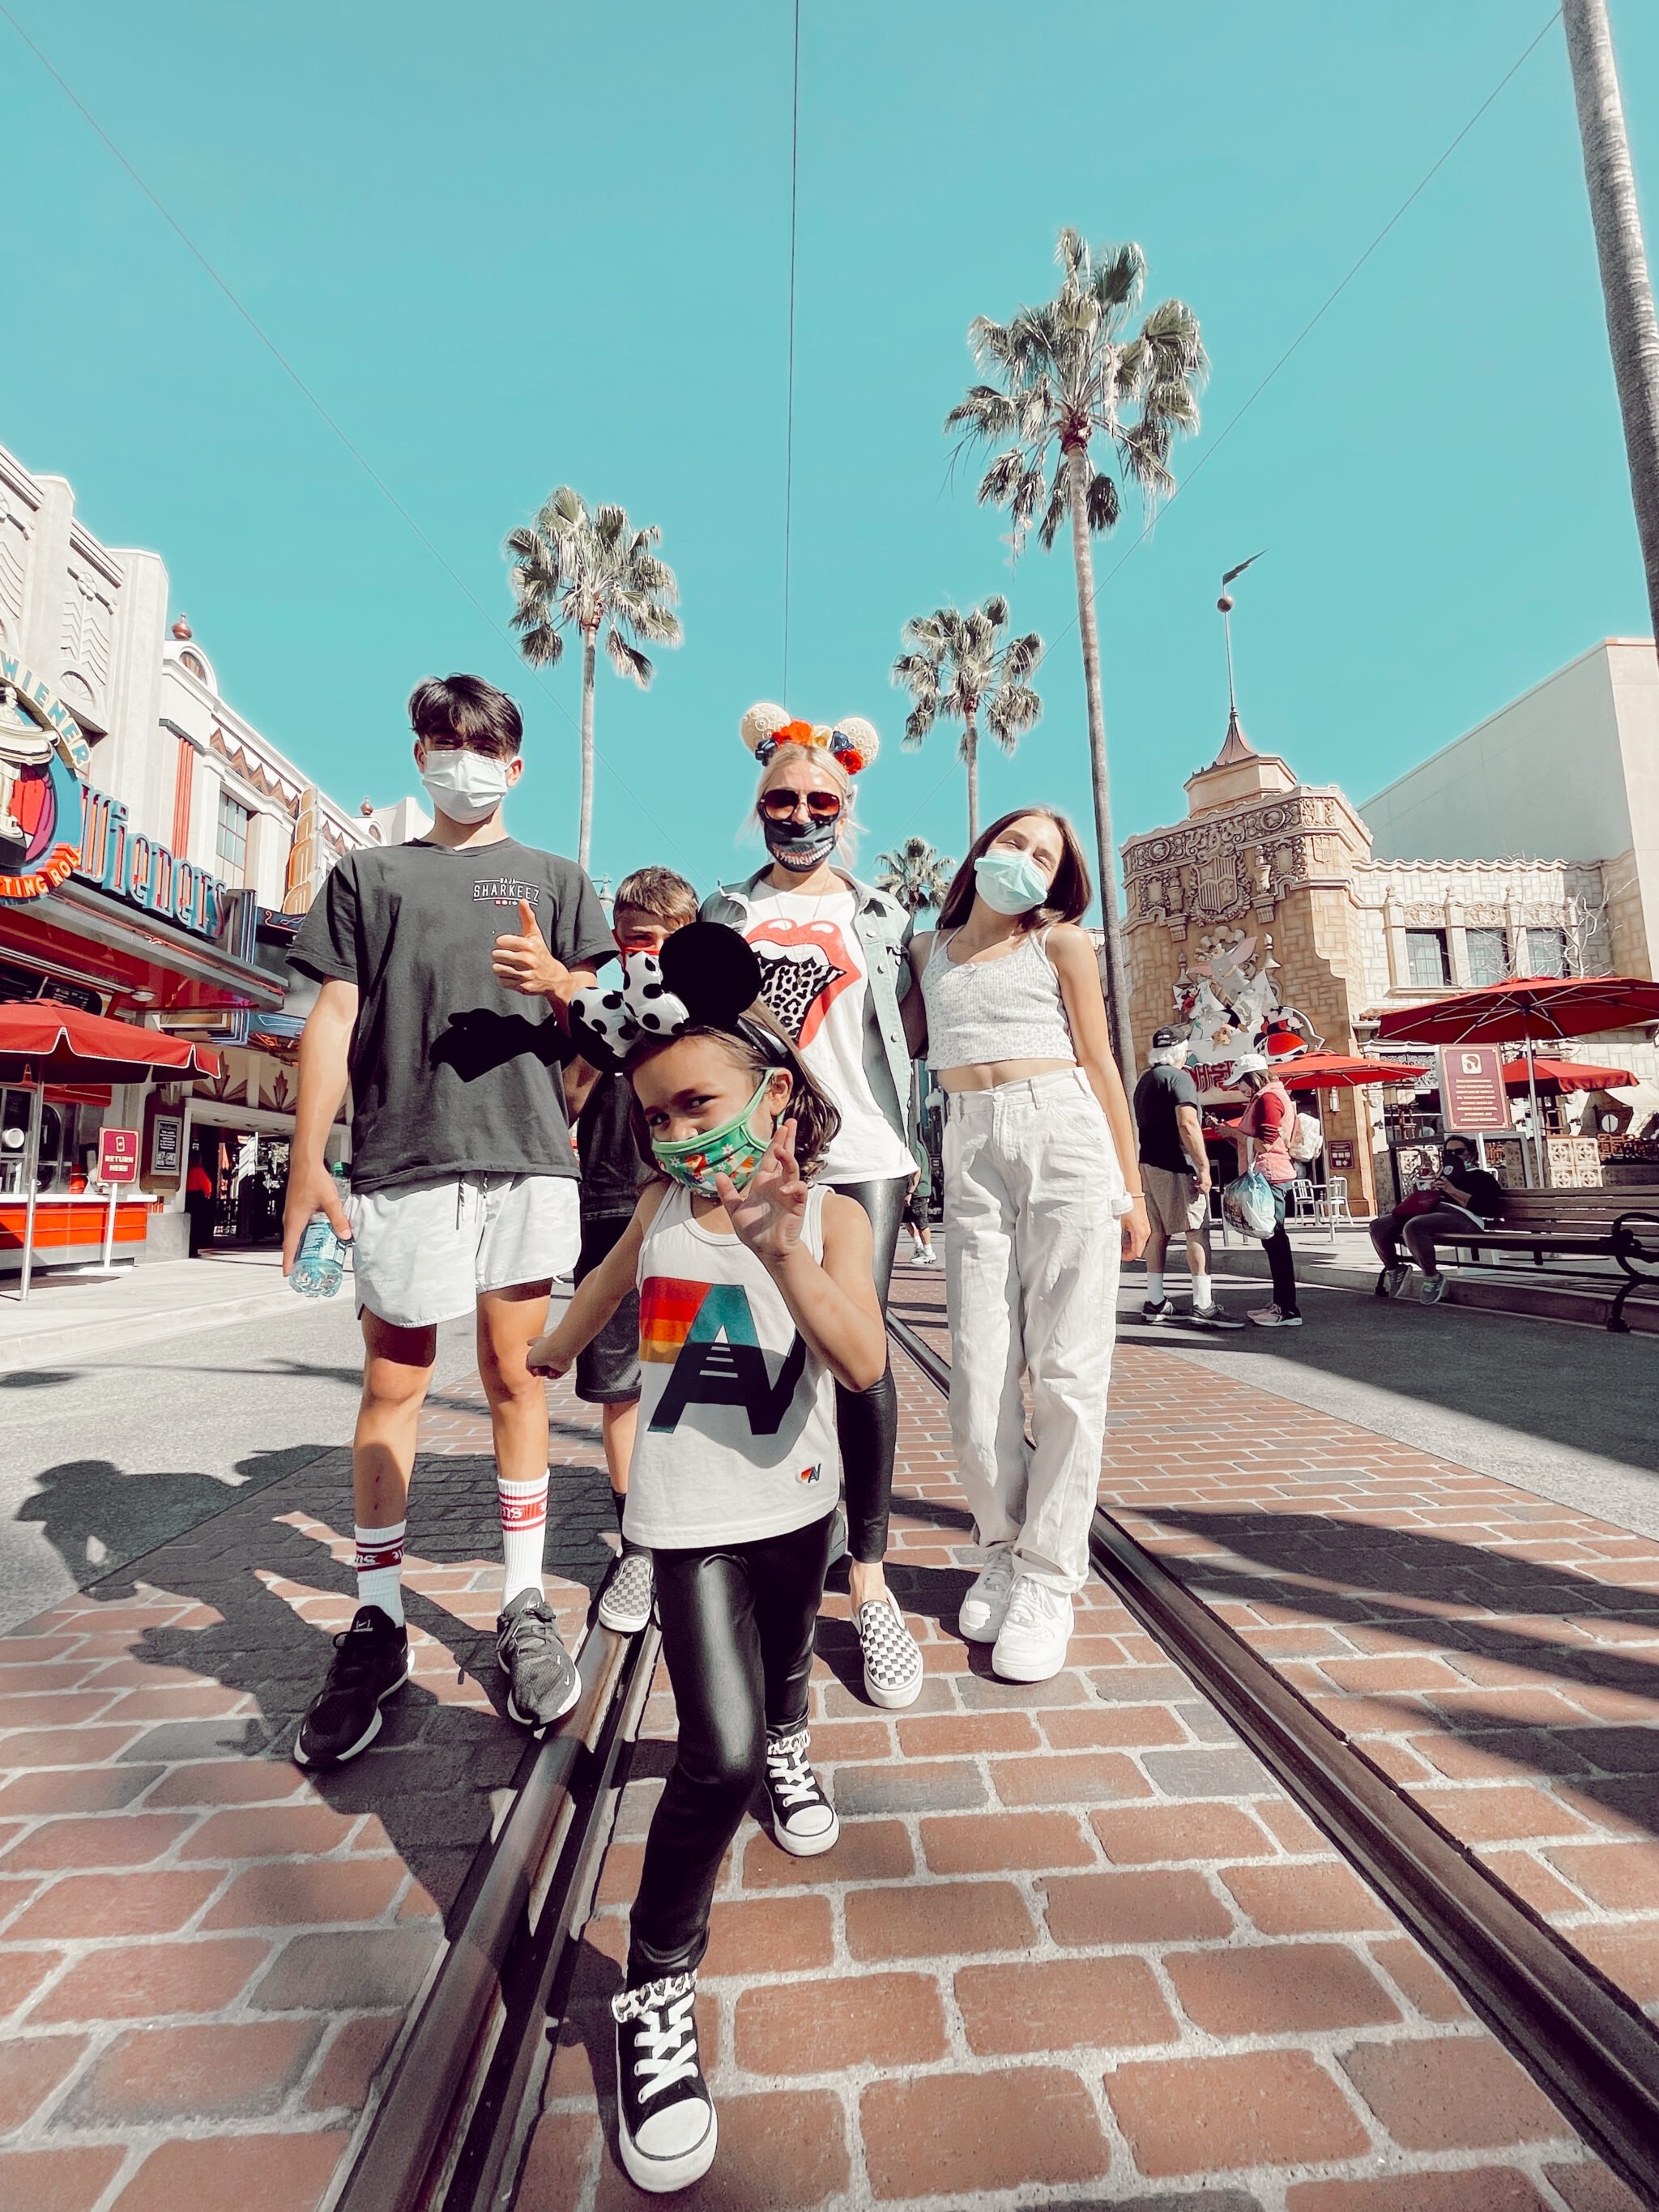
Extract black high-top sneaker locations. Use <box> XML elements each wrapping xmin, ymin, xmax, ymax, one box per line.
<box><xmin>762</xmin><ymin>1725</ymin><xmax>840</xmax><ymax>1856</ymax></box>
<box><xmin>612</xmin><ymin>1971</ymin><xmax>716</xmax><ymax>2193</ymax></box>
<box><xmin>293</xmin><ymin>1605</ymin><xmax>409</xmax><ymax>1768</ymax></box>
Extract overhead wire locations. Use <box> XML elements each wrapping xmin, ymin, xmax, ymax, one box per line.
<box><xmin>782</xmin><ymin>0</ymin><xmax>803</xmax><ymax>699</ymax></box>
<box><xmin>0</xmin><ymin>0</ymin><xmax>695</xmax><ymax>870</ymax></box>
<box><xmin>905</xmin><ymin>8</ymin><xmax>1563</xmax><ymax>844</ymax></box>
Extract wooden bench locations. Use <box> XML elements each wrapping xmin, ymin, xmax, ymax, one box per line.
<box><xmin>1401</xmin><ymin>1188</ymin><xmax>1659</xmax><ymax>1333</ymax></box>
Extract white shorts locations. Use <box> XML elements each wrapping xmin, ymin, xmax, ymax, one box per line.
<box><xmin>348</xmin><ymin>1173</ymin><xmax>580</xmax><ymax>1329</ymax></box>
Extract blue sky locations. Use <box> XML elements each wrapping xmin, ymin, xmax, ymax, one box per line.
<box><xmin>6</xmin><ymin>2</ymin><xmax>1657</xmax><ymax>908</ymax></box>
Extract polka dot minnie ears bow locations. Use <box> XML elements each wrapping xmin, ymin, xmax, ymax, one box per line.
<box><xmin>569</xmin><ymin>923</ymin><xmax>770</xmax><ymax>1072</ymax></box>
<box><xmin>740</xmin><ymin>701</ymin><xmax>881</xmax><ymax>774</ymax></box>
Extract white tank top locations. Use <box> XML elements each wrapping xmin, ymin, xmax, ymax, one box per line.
<box><xmin>624</xmin><ymin>1182</ymin><xmax>842</xmax><ymax>1550</ymax></box>
<box><xmin>920</xmin><ymin>928</ymin><xmax>1077</xmax><ymax>1072</ymax></box>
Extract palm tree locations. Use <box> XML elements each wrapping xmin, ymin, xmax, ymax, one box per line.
<box><xmin>945</xmin><ymin>228</ymin><xmax>1206</xmax><ymax>1073</ymax></box>
<box><xmin>1563</xmin><ymin>0</ymin><xmax>1659</xmax><ymax>660</ymax></box>
<box><xmin>892</xmin><ymin>598</ymin><xmax>1043</xmax><ymax>846</ymax></box>
<box><xmin>505</xmin><ymin>488</ymin><xmax>683</xmax><ymax>868</ymax></box>
<box><xmin>877</xmin><ymin>835</ymin><xmax>956</xmax><ymax>916</ymax></box>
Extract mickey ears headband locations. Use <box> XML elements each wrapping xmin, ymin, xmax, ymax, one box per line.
<box><xmin>740</xmin><ymin>701</ymin><xmax>881</xmax><ymax>776</ymax></box>
<box><xmin>569</xmin><ymin>923</ymin><xmax>770</xmax><ymax>1073</ymax></box>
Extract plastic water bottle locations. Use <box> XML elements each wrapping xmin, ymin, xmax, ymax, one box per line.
<box><xmin>291</xmin><ymin>1212</ymin><xmax>347</xmax><ymax>1298</ymax></box>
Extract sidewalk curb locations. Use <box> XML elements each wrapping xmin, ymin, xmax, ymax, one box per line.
<box><xmin>0</xmin><ymin>1284</ymin><xmax>298</xmax><ymax>1373</ymax></box>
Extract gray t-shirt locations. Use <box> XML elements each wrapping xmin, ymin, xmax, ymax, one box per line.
<box><xmin>289</xmin><ymin>838</ymin><xmax>614</xmax><ymax>1193</ymax></box>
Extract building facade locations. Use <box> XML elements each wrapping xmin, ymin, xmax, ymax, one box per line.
<box><xmin>0</xmin><ymin>438</ymin><xmax>424</xmax><ymax>1262</ymax></box>
<box><xmin>1120</xmin><ymin>701</ymin><xmax>1626</xmax><ymax>1218</ymax></box>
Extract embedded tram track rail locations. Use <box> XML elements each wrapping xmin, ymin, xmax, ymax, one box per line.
<box><xmin>885</xmin><ymin>1306</ymin><xmax>1659</xmax><ymax>2211</ymax></box>
<box><xmin>330</xmin><ymin>1609</ymin><xmax>661</xmax><ymax>2212</ymax></box>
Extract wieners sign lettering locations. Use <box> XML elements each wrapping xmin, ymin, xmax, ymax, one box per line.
<box><xmin>0</xmin><ymin>655</ymin><xmax>231</xmax><ymax>942</ymax></box>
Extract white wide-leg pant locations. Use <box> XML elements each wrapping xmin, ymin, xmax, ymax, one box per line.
<box><xmin>943</xmin><ymin>1069</ymin><xmax>1124</xmax><ymax>1594</ymax></box>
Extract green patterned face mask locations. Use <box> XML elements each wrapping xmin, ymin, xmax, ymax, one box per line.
<box><xmin>650</xmin><ymin>1079</ymin><xmax>775</xmax><ymax>1197</ymax></box>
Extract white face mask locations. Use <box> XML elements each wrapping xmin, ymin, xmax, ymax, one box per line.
<box><xmin>418</xmin><ymin>746</ymin><xmax>514</xmax><ymax>825</ymax></box>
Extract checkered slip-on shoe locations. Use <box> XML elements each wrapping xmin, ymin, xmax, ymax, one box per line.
<box><xmin>854</xmin><ymin>1588</ymin><xmax>924</xmax><ymax>1709</ymax></box>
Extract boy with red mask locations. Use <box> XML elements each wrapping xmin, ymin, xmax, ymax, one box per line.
<box><xmin>565</xmin><ymin>866</ymin><xmax>700</xmax><ymax>1631</ymax></box>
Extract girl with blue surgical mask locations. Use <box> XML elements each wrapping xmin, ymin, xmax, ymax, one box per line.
<box><xmin>527</xmin><ymin>924</ymin><xmax>885</xmax><ymax>2197</ymax></box>
<box><xmin>911</xmin><ymin>809</ymin><xmax>1149</xmax><ymax>1684</ymax></box>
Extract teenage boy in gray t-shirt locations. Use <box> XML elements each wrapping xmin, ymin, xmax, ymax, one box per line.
<box><xmin>283</xmin><ymin>673</ymin><xmax>615</xmax><ymax>1767</ymax></box>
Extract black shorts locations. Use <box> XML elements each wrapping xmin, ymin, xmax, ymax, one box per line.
<box><xmin>574</xmin><ymin>1213</ymin><xmax>640</xmax><ymax>1405</ymax></box>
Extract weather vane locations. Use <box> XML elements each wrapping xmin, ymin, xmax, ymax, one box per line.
<box><xmin>1217</xmin><ymin>551</ymin><xmax>1266</xmax><ymax>724</ymax></box>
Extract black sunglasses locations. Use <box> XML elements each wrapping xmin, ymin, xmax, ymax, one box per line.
<box><xmin>760</xmin><ymin>790</ymin><xmax>844</xmax><ymax>825</ymax></box>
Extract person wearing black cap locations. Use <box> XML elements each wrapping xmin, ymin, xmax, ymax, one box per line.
<box><xmin>1133</xmin><ymin>1030</ymin><xmax>1242</xmax><ymax>1330</ymax></box>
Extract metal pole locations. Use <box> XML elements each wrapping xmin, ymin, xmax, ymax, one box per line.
<box><xmin>100</xmin><ymin>1180</ymin><xmax>117</xmax><ymax>1272</ymax></box>
<box><xmin>17</xmin><ymin>1080</ymin><xmax>43</xmax><ymax>1304</ymax></box>
<box><xmin>1527</xmin><ymin>1041</ymin><xmax>1545</xmax><ymax>1186</ymax></box>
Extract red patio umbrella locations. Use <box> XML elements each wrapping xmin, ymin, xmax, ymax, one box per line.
<box><xmin>1260</xmin><ymin>1051</ymin><xmax>1429</xmax><ymax>1091</ymax></box>
<box><xmin>1373</xmin><ymin>975</ymin><xmax>1659</xmax><ymax>1046</ymax></box>
<box><xmin>0</xmin><ymin>1004</ymin><xmax>221</xmax><ymax>1302</ymax></box>
<box><xmin>1374</xmin><ymin>976</ymin><xmax>1659</xmax><ymax>1184</ymax></box>
<box><xmin>1500</xmin><ymin>1056</ymin><xmax>1637</xmax><ymax>1094</ymax></box>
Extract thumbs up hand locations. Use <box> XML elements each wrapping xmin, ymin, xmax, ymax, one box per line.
<box><xmin>493</xmin><ymin>898</ymin><xmax>569</xmax><ymax>998</ymax></box>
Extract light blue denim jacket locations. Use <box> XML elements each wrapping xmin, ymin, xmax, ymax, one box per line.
<box><xmin>701</xmin><ymin>867</ymin><xmax>916</xmax><ymax>1145</ymax></box>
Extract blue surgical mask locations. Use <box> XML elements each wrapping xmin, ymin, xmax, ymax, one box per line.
<box><xmin>974</xmin><ymin>849</ymin><xmax>1052</xmax><ymax>917</ymax></box>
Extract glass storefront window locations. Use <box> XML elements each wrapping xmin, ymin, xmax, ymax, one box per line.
<box><xmin>1465</xmin><ymin>927</ymin><xmax>1510</xmax><ymax>986</ymax></box>
<box><xmin>0</xmin><ymin>1090</ymin><xmax>79</xmax><ymax>1196</ymax></box>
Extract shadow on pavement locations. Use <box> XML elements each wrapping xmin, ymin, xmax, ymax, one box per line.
<box><xmin>1139</xmin><ymin>1503</ymin><xmax>1659</xmax><ymax>1835</ymax></box>
<box><xmin>1119</xmin><ymin>1288</ymin><xmax>1659</xmax><ymax>1480</ymax></box>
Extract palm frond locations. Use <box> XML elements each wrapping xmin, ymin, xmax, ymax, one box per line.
<box><xmin>606</xmin><ymin>629</ymin><xmax>655</xmax><ymax>686</ymax></box>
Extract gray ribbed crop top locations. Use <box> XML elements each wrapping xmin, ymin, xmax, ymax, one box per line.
<box><xmin>920</xmin><ymin>929</ymin><xmax>1077</xmax><ymax>1070</ymax></box>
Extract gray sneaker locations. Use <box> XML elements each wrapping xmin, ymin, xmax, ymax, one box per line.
<box><xmin>599</xmin><ymin>1550</ymin><xmax>655</xmax><ymax>1636</ymax></box>
<box><xmin>1188</xmin><ymin>1302</ymin><xmax>1244</xmax><ymax>1331</ymax></box>
<box><xmin>1420</xmin><ymin>1272</ymin><xmax>1448</xmax><ymax>1305</ymax></box>
<box><xmin>497</xmin><ymin>1590</ymin><xmax>580</xmax><ymax>1728</ymax></box>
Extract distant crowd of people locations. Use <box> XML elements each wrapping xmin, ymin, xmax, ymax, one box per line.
<box><xmin>279</xmin><ymin>673</ymin><xmax>1149</xmax><ymax>2193</ymax></box>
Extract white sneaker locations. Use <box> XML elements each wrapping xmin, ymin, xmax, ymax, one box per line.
<box><xmin>914</xmin><ymin>1247</ymin><xmax>940</xmax><ymax>1268</ymax></box>
<box><xmin>992</xmin><ymin>1577</ymin><xmax>1073</xmax><ymax>1682</ymax></box>
<box><xmin>1247</xmin><ymin>1303</ymin><xmax>1303</xmax><ymax>1328</ymax></box>
<box><xmin>958</xmin><ymin>1545</ymin><xmax>1016</xmax><ymax>1643</ymax></box>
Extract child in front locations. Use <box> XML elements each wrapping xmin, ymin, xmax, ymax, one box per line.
<box><xmin>528</xmin><ymin>923</ymin><xmax>885</xmax><ymax>2196</ymax></box>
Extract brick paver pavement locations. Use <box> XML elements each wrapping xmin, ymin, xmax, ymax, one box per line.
<box><xmin>523</xmin><ymin>1275</ymin><xmax>1634</xmax><ymax>2212</ymax></box>
<box><xmin>0</xmin><ymin>1370</ymin><xmax>614</xmax><ymax>2212</ymax></box>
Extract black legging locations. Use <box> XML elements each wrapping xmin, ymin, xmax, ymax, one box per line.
<box><xmin>628</xmin><ymin>1515</ymin><xmax>834</xmax><ymax>1982</ymax></box>
<box><xmin>1260</xmin><ymin>1186</ymin><xmax>1299</xmax><ymax>1317</ymax></box>
<box><xmin>829</xmin><ymin>1175</ymin><xmax>905</xmax><ymax>1566</ymax></box>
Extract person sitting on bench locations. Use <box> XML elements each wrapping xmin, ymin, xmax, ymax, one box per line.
<box><xmin>1371</xmin><ymin>1136</ymin><xmax>1505</xmax><ymax>1304</ymax></box>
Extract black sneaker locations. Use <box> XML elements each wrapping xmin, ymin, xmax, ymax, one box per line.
<box><xmin>762</xmin><ymin>1725</ymin><xmax>840</xmax><ymax>1856</ymax></box>
<box><xmin>1141</xmin><ymin>1297</ymin><xmax>1177</xmax><ymax>1323</ymax></box>
<box><xmin>1376</xmin><ymin>1264</ymin><xmax>1410</xmax><ymax>1299</ymax></box>
<box><xmin>612</xmin><ymin>1972</ymin><xmax>716</xmax><ymax>2193</ymax></box>
<box><xmin>598</xmin><ymin>1550</ymin><xmax>655</xmax><ymax>1636</ymax></box>
<box><xmin>293</xmin><ymin>1605</ymin><xmax>409</xmax><ymax>1769</ymax></box>
<box><xmin>497</xmin><ymin>1590</ymin><xmax>580</xmax><ymax>1728</ymax></box>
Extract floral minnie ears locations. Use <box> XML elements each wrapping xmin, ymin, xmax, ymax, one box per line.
<box><xmin>740</xmin><ymin>701</ymin><xmax>881</xmax><ymax>775</ymax></box>
<box><xmin>569</xmin><ymin>923</ymin><xmax>770</xmax><ymax>1072</ymax></box>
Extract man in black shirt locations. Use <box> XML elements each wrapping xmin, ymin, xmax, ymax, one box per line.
<box><xmin>1132</xmin><ymin>1029</ymin><xmax>1242</xmax><ymax>1330</ymax></box>
<box><xmin>282</xmin><ymin>674</ymin><xmax>614</xmax><ymax>1767</ymax></box>
<box><xmin>1371</xmin><ymin>1134</ymin><xmax>1505</xmax><ymax>1305</ymax></box>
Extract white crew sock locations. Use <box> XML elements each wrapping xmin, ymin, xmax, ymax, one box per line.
<box><xmin>498</xmin><ymin>1471</ymin><xmax>550</xmax><ymax>1608</ymax></box>
<box><xmin>1146</xmin><ymin>1272</ymin><xmax>1165</xmax><ymax>1302</ymax></box>
<box><xmin>355</xmin><ymin>1520</ymin><xmax>407</xmax><ymax>1627</ymax></box>
<box><xmin>1192</xmin><ymin>1276</ymin><xmax>1214</xmax><ymax>1312</ymax></box>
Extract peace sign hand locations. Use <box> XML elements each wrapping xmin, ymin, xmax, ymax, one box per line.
<box><xmin>714</xmin><ymin>1119</ymin><xmax>808</xmax><ymax>1268</ymax></box>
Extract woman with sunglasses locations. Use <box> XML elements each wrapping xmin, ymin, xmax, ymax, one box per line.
<box><xmin>701</xmin><ymin>705</ymin><xmax>924</xmax><ymax>1712</ymax></box>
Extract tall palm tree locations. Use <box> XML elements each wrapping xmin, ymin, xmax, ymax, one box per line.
<box><xmin>505</xmin><ymin>488</ymin><xmax>683</xmax><ymax>868</ymax></box>
<box><xmin>877</xmin><ymin>835</ymin><xmax>956</xmax><ymax>917</ymax></box>
<box><xmin>1563</xmin><ymin>0</ymin><xmax>1659</xmax><ymax>659</ymax></box>
<box><xmin>892</xmin><ymin>597</ymin><xmax>1043</xmax><ymax>846</ymax></box>
<box><xmin>945</xmin><ymin>228</ymin><xmax>1206</xmax><ymax>1072</ymax></box>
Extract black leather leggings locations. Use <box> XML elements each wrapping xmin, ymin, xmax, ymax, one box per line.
<box><xmin>830</xmin><ymin>1176</ymin><xmax>905</xmax><ymax>1566</ymax></box>
<box><xmin>627</xmin><ymin>1514</ymin><xmax>835</xmax><ymax>1982</ymax></box>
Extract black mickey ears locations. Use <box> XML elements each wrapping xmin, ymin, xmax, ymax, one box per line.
<box><xmin>658</xmin><ymin>923</ymin><xmax>761</xmax><ymax>1029</ymax></box>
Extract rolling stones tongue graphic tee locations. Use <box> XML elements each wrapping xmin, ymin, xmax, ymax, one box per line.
<box><xmin>740</xmin><ymin>887</ymin><xmax>914</xmax><ymax>1183</ymax></box>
